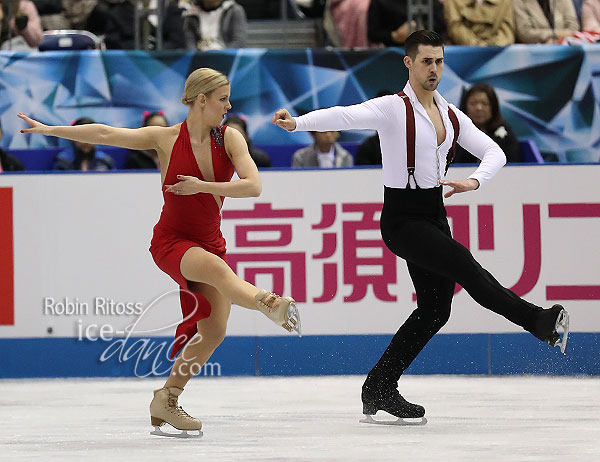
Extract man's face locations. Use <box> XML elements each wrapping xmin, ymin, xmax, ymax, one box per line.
<box><xmin>405</xmin><ymin>45</ymin><xmax>444</xmax><ymax>92</ymax></box>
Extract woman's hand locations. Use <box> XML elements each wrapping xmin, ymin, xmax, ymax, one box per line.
<box><xmin>164</xmin><ymin>175</ymin><xmax>204</xmax><ymax>195</ymax></box>
<box><xmin>18</xmin><ymin>113</ymin><xmax>50</xmax><ymax>135</ymax></box>
<box><xmin>439</xmin><ymin>178</ymin><xmax>480</xmax><ymax>198</ymax></box>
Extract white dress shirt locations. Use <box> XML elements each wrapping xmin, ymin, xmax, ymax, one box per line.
<box><xmin>293</xmin><ymin>82</ymin><xmax>506</xmax><ymax>189</ymax></box>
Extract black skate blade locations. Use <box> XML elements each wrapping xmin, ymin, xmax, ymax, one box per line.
<box><xmin>150</xmin><ymin>425</ymin><xmax>203</xmax><ymax>438</ymax></box>
<box><xmin>359</xmin><ymin>414</ymin><xmax>427</xmax><ymax>426</ymax></box>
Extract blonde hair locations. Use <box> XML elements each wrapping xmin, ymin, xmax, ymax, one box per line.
<box><xmin>181</xmin><ymin>68</ymin><xmax>229</xmax><ymax>106</ymax></box>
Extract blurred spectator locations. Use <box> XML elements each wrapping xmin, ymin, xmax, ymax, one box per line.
<box><xmin>0</xmin><ymin>0</ymin><xmax>43</xmax><ymax>50</ymax></box>
<box><xmin>125</xmin><ymin>110</ymin><xmax>168</xmax><ymax>170</ymax></box>
<box><xmin>292</xmin><ymin>131</ymin><xmax>353</xmax><ymax>168</ymax></box>
<box><xmin>454</xmin><ymin>83</ymin><xmax>522</xmax><ymax>164</ymax></box>
<box><xmin>444</xmin><ymin>0</ymin><xmax>515</xmax><ymax>46</ymax></box>
<box><xmin>0</xmin><ymin>119</ymin><xmax>25</xmax><ymax>172</ymax></box>
<box><xmin>573</xmin><ymin>0</ymin><xmax>584</xmax><ymax>24</ymax></box>
<box><xmin>54</xmin><ymin>117</ymin><xmax>114</xmax><ymax>171</ymax></box>
<box><xmin>223</xmin><ymin>114</ymin><xmax>271</xmax><ymax>168</ymax></box>
<box><xmin>296</xmin><ymin>0</ymin><xmax>325</xmax><ymax>18</ymax></box>
<box><xmin>355</xmin><ymin>132</ymin><xmax>382</xmax><ymax>166</ymax></box>
<box><xmin>512</xmin><ymin>0</ymin><xmax>579</xmax><ymax>43</ymax></box>
<box><xmin>182</xmin><ymin>0</ymin><xmax>246</xmax><ymax>50</ymax></box>
<box><xmin>323</xmin><ymin>0</ymin><xmax>371</xmax><ymax>48</ymax></box>
<box><xmin>355</xmin><ymin>90</ymin><xmax>395</xmax><ymax>165</ymax></box>
<box><xmin>33</xmin><ymin>0</ymin><xmax>109</xmax><ymax>36</ymax></box>
<box><xmin>367</xmin><ymin>0</ymin><xmax>447</xmax><ymax>47</ymax></box>
<box><xmin>103</xmin><ymin>0</ymin><xmax>186</xmax><ymax>50</ymax></box>
<box><xmin>582</xmin><ymin>0</ymin><xmax>600</xmax><ymax>32</ymax></box>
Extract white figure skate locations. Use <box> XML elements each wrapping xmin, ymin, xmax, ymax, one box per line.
<box><xmin>149</xmin><ymin>386</ymin><xmax>203</xmax><ymax>438</ymax></box>
<box><xmin>255</xmin><ymin>289</ymin><xmax>302</xmax><ymax>336</ymax></box>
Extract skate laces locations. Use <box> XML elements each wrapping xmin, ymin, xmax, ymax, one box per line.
<box><xmin>167</xmin><ymin>391</ymin><xmax>196</xmax><ymax>422</ymax></box>
<box><xmin>257</xmin><ymin>291</ymin><xmax>281</xmax><ymax>313</ymax></box>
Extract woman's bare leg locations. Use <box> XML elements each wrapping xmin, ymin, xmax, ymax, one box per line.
<box><xmin>164</xmin><ymin>281</ymin><xmax>230</xmax><ymax>390</ymax></box>
<box><xmin>179</xmin><ymin>246</ymin><xmax>301</xmax><ymax>335</ymax></box>
<box><xmin>179</xmin><ymin>247</ymin><xmax>263</xmax><ymax>309</ymax></box>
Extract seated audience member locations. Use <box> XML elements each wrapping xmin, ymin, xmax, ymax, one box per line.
<box><xmin>125</xmin><ymin>110</ymin><xmax>168</xmax><ymax>170</ymax></box>
<box><xmin>355</xmin><ymin>132</ymin><xmax>382</xmax><ymax>165</ymax></box>
<box><xmin>54</xmin><ymin>117</ymin><xmax>114</xmax><ymax>171</ymax></box>
<box><xmin>512</xmin><ymin>0</ymin><xmax>579</xmax><ymax>43</ymax></box>
<box><xmin>582</xmin><ymin>0</ymin><xmax>600</xmax><ymax>32</ymax></box>
<box><xmin>572</xmin><ymin>0</ymin><xmax>584</xmax><ymax>24</ymax></box>
<box><xmin>104</xmin><ymin>0</ymin><xmax>186</xmax><ymax>50</ymax></box>
<box><xmin>0</xmin><ymin>0</ymin><xmax>43</xmax><ymax>50</ymax></box>
<box><xmin>444</xmin><ymin>0</ymin><xmax>515</xmax><ymax>45</ymax></box>
<box><xmin>33</xmin><ymin>0</ymin><xmax>109</xmax><ymax>36</ymax></box>
<box><xmin>182</xmin><ymin>0</ymin><xmax>247</xmax><ymax>50</ymax></box>
<box><xmin>355</xmin><ymin>90</ymin><xmax>394</xmax><ymax>165</ymax></box>
<box><xmin>223</xmin><ymin>114</ymin><xmax>271</xmax><ymax>168</ymax></box>
<box><xmin>292</xmin><ymin>131</ymin><xmax>353</xmax><ymax>168</ymax></box>
<box><xmin>0</xmin><ymin>120</ymin><xmax>24</xmax><ymax>172</ymax></box>
<box><xmin>324</xmin><ymin>0</ymin><xmax>371</xmax><ymax>48</ymax></box>
<box><xmin>454</xmin><ymin>83</ymin><xmax>522</xmax><ymax>164</ymax></box>
<box><xmin>367</xmin><ymin>0</ymin><xmax>447</xmax><ymax>47</ymax></box>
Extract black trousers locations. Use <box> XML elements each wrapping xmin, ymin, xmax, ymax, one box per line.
<box><xmin>365</xmin><ymin>186</ymin><xmax>543</xmax><ymax>391</ymax></box>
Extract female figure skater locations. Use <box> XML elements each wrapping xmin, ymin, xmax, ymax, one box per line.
<box><xmin>19</xmin><ymin>67</ymin><xmax>301</xmax><ymax>438</ymax></box>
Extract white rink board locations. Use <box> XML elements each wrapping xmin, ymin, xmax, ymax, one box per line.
<box><xmin>0</xmin><ymin>165</ymin><xmax>599</xmax><ymax>339</ymax></box>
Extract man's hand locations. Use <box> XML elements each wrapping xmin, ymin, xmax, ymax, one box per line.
<box><xmin>439</xmin><ymin>178</ymin><xmax>479</xmax><ymax>198</ymax></box>
<box><xmin>272</xmin><ymin>108</ymin><xmax>296</xmax><ymax>132</ymax></box>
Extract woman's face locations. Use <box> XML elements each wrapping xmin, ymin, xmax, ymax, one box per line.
<box><xmin>466</xmin><ymin>91</ymin><xmax>492</xmax><ymax>127</ymax></box>
<box><xmin>202</xmin><ymin>84</ymin><xmax>232</xmax><ymax>126</ymax></box>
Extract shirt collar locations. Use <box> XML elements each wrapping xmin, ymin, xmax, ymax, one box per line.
<box><xmin>403</xmin><ymin>81</ymin><xmax>448</xmax><ymax>111</ymax></box>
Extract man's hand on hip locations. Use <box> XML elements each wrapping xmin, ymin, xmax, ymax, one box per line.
<box><xmin>439</xmin><ymin>178</ymin><xmax>480</xmax><ymax>198</ymax></box>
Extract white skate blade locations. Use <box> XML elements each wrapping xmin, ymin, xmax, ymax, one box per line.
<box><xmin>150</xmin><ymin>425</ymin><xmax>203</xmax><ymax>438</ymax></box>
<box><xmin>285</xmin><ymin>301</ymin><xmax>302</xmax><ymax>337</ymax></box>
<box><xmin>554</xmin><ymin>309</ymin><xmax>570</xmax><ymax>355</ymax></box>
<box><xmin>359</xmin><ymin>414</ymin><xmax>427</xmax><ymax>426</ymax></box>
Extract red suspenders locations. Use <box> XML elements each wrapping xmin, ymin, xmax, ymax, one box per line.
<box><xmin>397</xmin><ymin>91</ymin><xmax>459</xmax><ymax>188</ymax></box>
<box><xmin>447</xmin><ymin>107</ymin><xmax>459</xmax><ymax>175</ymax></box>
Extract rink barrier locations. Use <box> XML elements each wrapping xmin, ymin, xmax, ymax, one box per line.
<box><xmin>1</xmin><ymin>333</ymin><xmax>598</xmax><ymax>378</ymax></box>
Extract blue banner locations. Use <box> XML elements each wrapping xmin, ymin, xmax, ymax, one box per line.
<box><xmin>1</xmin><ymin>46</ymin><xmax>599</xmax><ymax>162</ymax></box>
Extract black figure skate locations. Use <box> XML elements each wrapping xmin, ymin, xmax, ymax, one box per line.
<box><xmin>534</xmin><ymin>304</ymin><xmax>570</xmax><ymax>354</ymax></box>
<box><xmin>360</xmin><ymin>385</ymin><xmax>427</xmax><ymax>426</ymax></box>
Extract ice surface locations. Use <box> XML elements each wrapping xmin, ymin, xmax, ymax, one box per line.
<box><xmin>1</xmin><ymin>375</ymin><xmax>598</xmax><ymax>461</ymax></box>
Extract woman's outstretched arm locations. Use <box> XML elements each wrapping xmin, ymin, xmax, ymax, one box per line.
<box><xmin>18</xmin><ymin>113</ymin><xmax>163</xmax><ymax>151</ymax></box>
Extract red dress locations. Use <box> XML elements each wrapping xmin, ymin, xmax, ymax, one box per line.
<box><xmin>149</xmin><ymin>120</ymin><xmax>234</xmax><ymax>358</ymax></box>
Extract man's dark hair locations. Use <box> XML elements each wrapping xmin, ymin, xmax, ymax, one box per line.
<box><xmin>404</xmin><ymin>30</ymin><xmax>444</xmax><ymax>60</ymax></box>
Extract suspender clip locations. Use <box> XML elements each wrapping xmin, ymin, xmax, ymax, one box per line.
<box><xmin>406</xmin><ymin>167</ymin><xmax>419</xmax><ymax>189</ymax></box>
